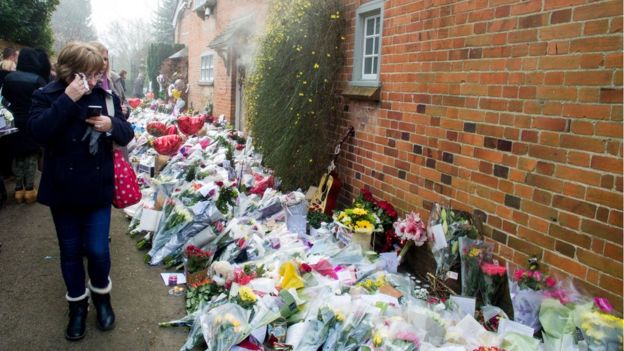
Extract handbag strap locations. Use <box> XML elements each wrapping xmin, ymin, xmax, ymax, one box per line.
<box><xmin>104</xmin><ymin>94</ymin><xmax>114</xmax><ymax>117</ymax></box>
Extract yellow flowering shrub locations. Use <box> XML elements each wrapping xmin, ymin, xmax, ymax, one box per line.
<box><xmin>246</xmin><ymin>0</ymin><xmax>346</xmax><ymax>190</ymax></box>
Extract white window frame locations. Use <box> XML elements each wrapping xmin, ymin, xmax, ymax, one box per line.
<box><xmin>351</xmin><ymin>0</ymin><xmax>384</xmax><ymax>87</ymax></box>
<box><xmin>361</xmin><ymin>14</ymin><xmax>381</xmax><ymax>80</ymax></box>
<box><xmin>200</xmin><ymin>54</ymin><xmax>214</xmax><ymax>84</ymax></box>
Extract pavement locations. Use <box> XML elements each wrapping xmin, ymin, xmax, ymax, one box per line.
<box><xmin>0</xmin><ymin>179</ymin><xmax>190</xmax><ymax>351</ymax></box>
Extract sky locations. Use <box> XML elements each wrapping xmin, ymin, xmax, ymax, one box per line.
<box><xmin>90</xmin><ymin>0</ymin><xmax>158</xmax><ymax>36</ymax></box>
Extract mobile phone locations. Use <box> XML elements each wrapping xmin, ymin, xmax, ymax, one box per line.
<box><xmin>87</xmin><ymin>105</ymin><xmax>102</xmax><ymax>117</ymax></box>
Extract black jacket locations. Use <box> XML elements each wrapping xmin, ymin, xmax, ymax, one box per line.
<box><xmin>2</xmin><ymin>48</ymin><xmax>50</xmax><ymax>156</ymax></box>
<box><xmin>28</xmin><ymin>80</ymin><xmax>134</xmax><ymax>208</ymax></box>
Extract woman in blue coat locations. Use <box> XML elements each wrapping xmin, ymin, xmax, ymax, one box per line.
<box><xmin>28</xmin><ymin>42</ymin><xmax>134</xmax><ymax>341</ymax></box>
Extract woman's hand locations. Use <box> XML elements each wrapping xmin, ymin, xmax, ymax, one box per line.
<box><xmin>65</xmin><ymin>74</ymin><xmax>88</xmax><ymax>102</ymax></box>
<box><xmin>86</xmin><ymin>116</ymin><xmax>112</xmax><ymax>133</ymax></box>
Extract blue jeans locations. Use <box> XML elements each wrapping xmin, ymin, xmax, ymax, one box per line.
<box><xmin>51</xmin><ymin>206</ymin><xmax>111</xmax><ymax>298</ymax></box>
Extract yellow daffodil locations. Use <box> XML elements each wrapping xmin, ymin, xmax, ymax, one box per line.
<box><xmin>238</xmin><ymin>286</ymin><xmax>257</xmax><ymax>303</ymax></box>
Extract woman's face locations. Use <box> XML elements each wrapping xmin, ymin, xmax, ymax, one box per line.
<box><xmin>83</xmin><ymin>71</ymin><xmax>101</xmax><ymax>91</ymax></box>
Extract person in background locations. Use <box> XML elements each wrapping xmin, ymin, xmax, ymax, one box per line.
<box><xmin>27</xmin><ymin>41</ymin><xmax>133</xmax><ymax>341</ymax></box>
<box><xmin>118</xmin><ymin>69</ymin><xmax>127</xmax><ymax>93</ymax></box>
<box><xmin>0</xmin><ymin>47</ymin><xmax>18</xmax><ymax>79</ymax></box>
<box><xmin>0</xmin><ymin>47</ymin><xmax>20</xmax><ymax>201</ymax></box>
<box><xmin>88</xmin><ymin>42</ymin><xmax>128</xmax><ymax>116</ymax></box>
<box><xmin>2</xmin><ymin>48</ymin><xmax>51</xmax><ymax>204</ymax></box>
<box><xmin>133</xmin><ymin>72</ymin><xmax>144</xmax><ymax>98</ymax></box>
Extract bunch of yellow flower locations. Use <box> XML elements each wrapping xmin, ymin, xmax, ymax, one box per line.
<box><xmin>356</xmin><ymin>274</ymin><xmax>386</xmax><ymax>293</ymax></box>
<box><xmin>238</xmin><ymin>286</ymin><xmax>257</xmax><ymax>303</ymax></box>
<box><xmin>580</xmin><ymin>310</ymin><xmax>624</xmax><ymax>347</ymax></box>
<box><xmin>234</xmin><ymin>286</ymin><xmax>258</xmax><ymax>309</ymax></box>
<box><xmin>334</xmin><ymin>206</ymin><xmax>381</xmax><ymax>235</ymax></box>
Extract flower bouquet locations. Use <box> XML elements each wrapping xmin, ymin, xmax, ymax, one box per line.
<box><xmin>308</xmin><ymin>209</ymin><xmax>332</xmax><ymax>232</ymax></box>
<box><xmin>509</xmin><ymin>256</ymin><xmax>555</xmax><ymax>331</ymax></box>
<box><xmin>200</xmin><ymin>303</ymin><xmax>250</xmax><ymax>351</ymax></box>
<box><xmin>297</xmin><ymin>305</ymin><xmax>342</xmax><ymax>351</ymax></box>
<box><xmin>393</xmin><ymin>211</ymin><xmax>427</xmax><ymax>263</ymax></box>
<box><xmin>184</xmin><ymin>245</ymin><xmax>212</xmax><ymax>287</ymax></box>
<box><xmin>578</xmin><ymin>298</ymin><xmax>624</xmax><ymax>351</ymax></box>
<box><xmin>428</xmin><ymin>203</ymin><xmax>479</xmax><ymax>280</ymax></box>
<box><xmin>381</xmin><ymin>318</ymin><xmax>422</xmax><ymax>351</ymax></box>
<box><xmin>332</xmin><ymin>303</ymin><xmax>374</xmax><ymax>350</ymax></box>
<box><xmin>333</xmin><ymin>205</ymin><xmax>381</xmax><ymax>250</ymax></box>
<box><xmin>232</xmin><ymin>285</ymin><xmax>258</xmax><ymax>310</ymax></box>
<box><xmin>281</xmin><ymin>191</ymin><xmax>308</xmax><ymax>235</ymax></box>
<box><xmin>479</xmin><ymin>262</ymin><xmax>507</xmax><ymax>307</ymax></box>
<box><xmin>356</xmin><ymin>188</ymin><xmax>398</xmax><ymax>252</ymax></box>
<box><xmin>480</xmin><ymin>305</ymin><xmax>509</xmax><ymax>332</ymax></box>
<box><xmin>185</xmin><ymin>282</ymin><xmax>225</xmax><ymax>313</ymax></box>
<box><xmin>216</xmin><ymin>183</ymin><xmax>238</xmax><ymax>215</ymax></box>
<box><xmin>459</xmin><ymin>237</ymin><xmax>491</xmax><ymax>297</ymax></box>
<box><xmin>539</xmin><ymin>297</ymin><xmax>577</xmax><ymax>351</ymax></box>
<box><xmin>355</xmin><ymin>273</ymin><xmax>386</xmax><ymax>293</ymax></box>
<box><xmin>147</xmin><ymin>202</ymin><xmax>193</xmax><ymax>264</ymax></box>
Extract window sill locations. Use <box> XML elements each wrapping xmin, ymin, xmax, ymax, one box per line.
<box><xmin>343</xmin><ymin>82</ymin><xmax>381</xmax><ymax>101</ymax></box>
<box><xmin>198</xmin><ymin>81</ymin><xmax>214</xmax><ymax>86</ymax></box>
<box><xmin>349</xmin><ymin>80</ymin><xmax>381</xmax><ymax>88</ymax></box>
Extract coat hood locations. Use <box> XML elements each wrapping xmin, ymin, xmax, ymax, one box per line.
<box><xmin>16</xmin><ymin>48</ymin><xmax>51</xmax><ymax>82</ymax></box>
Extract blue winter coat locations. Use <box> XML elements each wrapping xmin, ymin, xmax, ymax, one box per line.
<box><xmin>28</xmin><ymin>80</ymin><xmax>134</xmax><ymax>208</ymax></box>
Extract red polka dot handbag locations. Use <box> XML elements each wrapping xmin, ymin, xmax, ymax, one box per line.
<box><xmin>112</xmin><ymin>149</ymin><xmax>141</xmax><ymax>208</ymax></box>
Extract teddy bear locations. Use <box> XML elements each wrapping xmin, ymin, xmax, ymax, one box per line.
<box><xmin>209</xmin><ymin>260</ymin><xmax>234</xmax><ymax>286</ymax></box>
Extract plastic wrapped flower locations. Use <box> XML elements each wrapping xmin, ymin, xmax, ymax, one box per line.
<box><xmin>334</xmin><ymin>205</ymin><xmax>381</xmax><ymax>234</ymax></box>
<box><xmin>238</xmin><ymin>286</ymin><xmax>257</xmax><ymax>303</ymax></box>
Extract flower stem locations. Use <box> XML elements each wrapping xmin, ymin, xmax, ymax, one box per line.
<box><xmin>399</xmin><ymin>240</ymin><xmax>414</xmax><ymax>263</ymax></box>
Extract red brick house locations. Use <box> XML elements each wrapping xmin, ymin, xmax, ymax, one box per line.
<box><xmin>175</xmin><ymin>0</ymin><xmax>623</xmax><ymax>309</ymax></box>
<box><xmin>173</xmin><ymin>0</ymin><xmax>267</xmax><ymax>127</ymax></box>
<box><xmin>335</xmin><ymin>0</ymin><xmax>623</xmax><ymax>308</ymax></box>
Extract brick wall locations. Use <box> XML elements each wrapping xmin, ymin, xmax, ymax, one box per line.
<box><xmin>336</xmin><ymin>0</ymin><xmax>623</xmax><ymax>308</ymax></box>
<box><xmin>176</xmin><ymin>6</ymin><xmax>216</xmax><ymax>112</ymax></box>
<box><xmin>175</xmin><ymin>1</ymin><xmax>266</xmax><ymax>119</ymax></box>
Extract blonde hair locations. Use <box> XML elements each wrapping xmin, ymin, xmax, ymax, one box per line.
<box><xmin>88</xmin><ymin>41</ymin><xmax>110</xmax><ymax>81</ymax></box>
<box><xmin>55</xmin><ymin>42</ymin><xmax>104</xmax><ymax>83</ymax></box>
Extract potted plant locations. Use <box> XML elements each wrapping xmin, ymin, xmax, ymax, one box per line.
<box><xmin>307</xmin><ymin>210</ymin><xmax>332</xmax><ymax>236</ymax></box>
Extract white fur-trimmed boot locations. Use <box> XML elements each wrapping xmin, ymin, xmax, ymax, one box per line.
<box><xmin>88</xmin><ymin>279</ymin><xmax>115</xmax><ymax>331</ymax></box>
<box><xmin>65</xmin><ymin>289</ymin><xmax>89</xmax><ymax>341</ymax></box>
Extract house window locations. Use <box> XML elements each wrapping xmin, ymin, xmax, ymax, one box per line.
<box><xmin>200</xmin><ymin>54</ymin><xmax>214</xmax><ymax>83</ymax></box>
<box><xmin>362</xmin><ymin>14</ymin><xmax>381</xmax><ymax>80</ymax></box>
<box><xmin>351</xmin><ymin>0</ymin><xmax>384</xmax><ymax>87</ymax></box>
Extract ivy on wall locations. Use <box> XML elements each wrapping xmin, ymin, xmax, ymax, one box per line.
<box><xmin>246</xmin><ymin>0</ymin><xmax>346</xmax><ymax>191</ymax></box>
